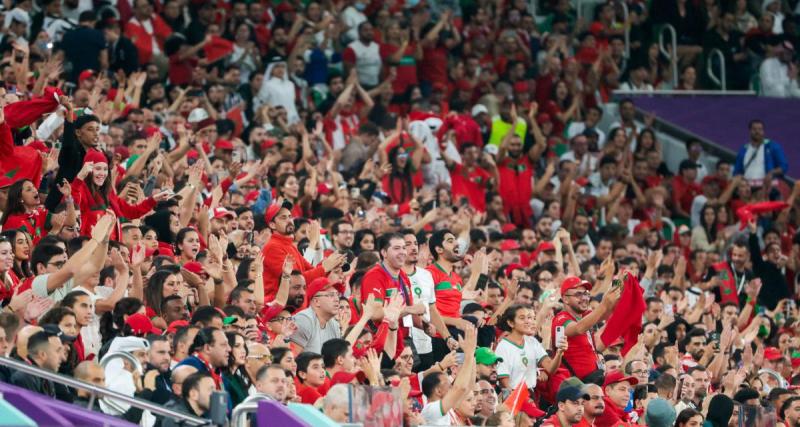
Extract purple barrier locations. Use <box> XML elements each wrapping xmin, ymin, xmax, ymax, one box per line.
<box><xmin>257</xmin><ymin>400</ymin><xmax>309</xmax><ymax>427</ymax></box>
<box><xmin>0</xmin><ymin>381</ymin><xmax>137</xmax><ymax>427</ymax></box>
<box><xmin>628</xmin><ymin>96</ymin><xmax>798</xmax><ymax>177</ymax></box>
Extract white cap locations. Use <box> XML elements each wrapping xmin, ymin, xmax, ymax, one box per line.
<box><xmin>484</xmin><ymin>144</ymin><xmax>499</xmax><ymax>155</ymax></box>
<box><xmin>107</xmin><ymin>336</ymin><xmax>150</xmax><ymax>354</ymax></box>
<box><xmin>4</xmin><ymin>8</ymin><xmax>30</xmax><ymax>28</ymax></box>
<box><xmin>471</xmin><ymin>104</ymin><xmax>489</xmax><ymax>116</ymax></box>
<box><xmin>187</xmin><ymin>108</ymin><xmax>209</xmax><ymax>124</ymax></box>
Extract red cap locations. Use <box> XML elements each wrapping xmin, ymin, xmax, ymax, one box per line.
<box><xmin>215</xmin><ymin>139</ymin><xmax>234</xmax><ymax>151</ymax></box>
<box><xmin>305</xmin><ymin>277</ymin><xmax>345</xmax><ymax>304</ymax></box>
<box><xmin>211</xmin><ymin>207</ymin><xmax>235</xmax><ymax>220</ymax></box>
<box><xmin>78</xmin><ymin>69</ymin><xmax>96</xmax><ymax>83</ymax></box>
<box><xmin>560</xmin><ymin>275</ymin><xmax>592</xmax><ymax>296</ymax></box>
<box><xmin>143</xmin><ymin>126</ymin><xmax>161</xmax><ymax>138</ymax></box>
<box><xmin>537</xmin><ymin>113</ymin><xmax>552</xmax><ymax>125</ymax></box>
<box><xmin>603</xmin><ymin>370</ymin><xmax>638</xmax><ymax>388</ymax></box>
<box><xmin>331</xmin><ymin>371</ymin><xmax>365</xmax><ymax>385</ymax></box>
<box><xmin>764</xmin><ymin>347</ymin><xmax>783</xmax><ymax>361</ymax></box>
<box><xmin>500</xmin><ymin>239</ymin><xmax>521</xmax><ymax>251</ymax></box>
<box><xmin>156</xmin><ymin>241</ymin><xmax>175</xmax><ymax>258</ymax></box>
<box><xmin>505</xmin><ymin>263</ymin><xmax>525</xmax><ymax>278</ymax></box>
<box><xmin>274</xmin><ymin>2</ymin><xmax>294</xmax><ymax>13</ymax></box>
<box><xmin>317</xmin><ymin>182</ymin><xmax>331</xmax><ymax>195</ymax></box>
<box><xmin>165</xmin><ymin>320</ymin><xmax>190</xmax><ymax>334</ymax></box>
<box><xmin>702</xmin><ymin>175</ymin><xmax>722</xmax><ymax>186</ymax></box>
<box><xmin>245</xmin><ymin>190</ymin><xmax>260</xmax><ymax>203</ymax></box>
<box><xmin>125</xmin><ymin>313</ymin><xmax>163</xmax><ymax>336</ymax></box>
<box><xmin>194</xmin><ymin>117</ymin><xmax>216</xmax><ymax>132</ymax></box>
<box><xmin>265</xmin><ymin>201</ymin><xmax>293</xmax><ymax>223</ymax></box>
<box><xmin>114</xmin><ymin>145</ymin><xmax>130</xmax><ymax>161</ymax></box>
<box><xmin>501</xmin><ymin>223</ymin><xmax>517</xmax><ymax>233</ymax></box>
<box><xmin>183</xmin><ymin>261</ymin><xmax>206</xmax><ymax>276</ymax></box>
<box><xmin>538</xmin><ymin>241</ymin><xmax>556</xmax><ymax>252</ymax></box>
<box><xmin>521</xmin><ymin>401</ymin><xmax>546</xmax><ymax>418</ymax></box>
<box><xmin>262</xmin><ymin>138</ymin><xmax>278</xmax><ymax>149</ymax></box>
<box><xmin>83</xmin><ymin>149</ymin><xmax>108</xmax><ymax>165</ymax></box>
<box><xmin>513</xmin><ymin>81</ymin><xmax>530</xmax><ymax>93</ymax></box>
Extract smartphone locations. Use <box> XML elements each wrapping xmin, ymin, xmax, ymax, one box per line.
<box><xmin>674</xmin><ymin>376</ymin><xmax>685</xmax><ymax>402</ymax></box>
<box><xmin>455</xmin><ymin>352</ymin><xmax>465</xmax><ymax>365</ymax></box>
<box><xmin>350</xmin><ymin>187</ymin><xmax>360</xmax><ymax>198</ymax></box>
<box><xmin>555</xmin><ymin>326</ymin><xmax>565</xmax><ymax>346</ymax></box>
<box><xmin>357</xmin><ymin>209</ymin><xmax>366</xmax><ymax>219</ymax></box>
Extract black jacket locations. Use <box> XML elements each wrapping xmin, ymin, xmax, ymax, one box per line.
<box><xmin>158</xmin><ymin>398</ymin><xmax>206</xmax><ymax>427</ymax></box>
<box><xmin>749</xmin><ymin>233</ymin><xmax>791</xmax><ymax>310</ymax></box>
<box><xmin>10</xmin><ymin>363</ymin><xmax>55</xmax><ymax>398</ymax></box>
<box><xmin>108</xmin><ymin>36</ymin><xmax>140</xmax><ymax>76</ymax></box>
<box><xmin>44</xmin><ymin>120</ymin><xmax>86</xmax><ymax>211</ymax></box>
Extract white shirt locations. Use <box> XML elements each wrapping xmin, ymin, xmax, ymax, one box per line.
<box><xmin>408</xmin><ymin>267</ymin><xmax>436</xmax><ymax>354</ymax></box>
<box><xmin>495</xmin><ymin>336</ymin><xmax>548</xmax><ymax>389</ymax></box>
<box><xmin>743</xmin><ymin>143</ymin><xmax>766</xmax><ymax>181</ymax></box>
<box><xmin>566</xmin><ymin>122</ymin><xmax>606</xmax><ymax>147</ymax></box>
<box><xmin>256</xmin><ymin>75</ymin><xmax>299</xmax><ymax>124</ymax></box>
<box><xmin>561</xmin><ymin>150</ymin><xmax>597</xmax><ymax>176</ymax></box>
<box><xmin>421</xmin><ymin>400</ymin><xmax>451</xmax><ymax>426</ymax></box>
<box><xmin>690</xmin><ymin>194</ymin><xmax>709</xmax><ymax>229</ymax></box>
<box><xmin>346</xmin><ymin>40</ymin><xmax>382</xmax><ymax>87</ymax></box>
<box><xmin>341</xmin><ymin>6</ymin><xmax>367</xmax><ymax>43</ymax></box>
<box><xmin>584</xmin><ymin>172</ymin><xmax>614</xmax><ymax>197</ymax></box>
<box><xmin>760</xmin><ymin>57</ymin><xmax>800</xmax><ymax>98</ymax></box>
<box><xmin>73</xmin><ymin>285</ymin><xmax>114</xmax><ymax>358</ymax></box>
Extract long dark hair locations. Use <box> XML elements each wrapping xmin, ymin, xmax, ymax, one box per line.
<box><xmin>353</xmin><ymin>229</ymin><xmax>376</xmax><ymax>256</ymax></box>
<box><xmin>144</xmin><ymin>270</ymin><xmax>177</xmax><ymax>316</ymax></box>
<box><xmin>1</xmin><ymin>180</ymin><xmax>31</xmax><ymax>226</ymax></box>
<box><xmin>86</xmin><ymin>160</ymin><xmax>113</xmax><ymax>206</ymax></box>
<box><xmin>675</xmin><ymin>408</ymin><xmax>703</xmax><ymax>426</ymax></box>
<box><xmin>144</xmin><ymin>209</ymin><xmax>177</xmax><ymax>244</ymax></box>
<box><xmin>1</xmin><ymin>229</ymin><xmax>31</xmax><ymax>278</ymax></box>
<box><xmin>99</xmin><ymin>297</ymin><xmax>144</xmax><ymax>345</ymax></box>
<box><xmin>386</xmin><ymin>144</ymin><xmax>413</xmax><ymax>203</ymax></box>
<box><xmin>699</xmin><ymin>203</ymin><xmax>718</xmax><ymax>242</ymax></box>
<box><xmin>225</xmin><ymin>331</ymin><xmax>249</xmax><ymax>378</ymax></box>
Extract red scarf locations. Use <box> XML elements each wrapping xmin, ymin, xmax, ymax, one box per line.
<box><xmin>594</xmin><ymin>397</ymin><xmax>631</xmax><ymax>427</ymax></box>
<box><xmin>195</xmin><ymin>353</ymin><xmax>222</xmax><ymax>389</ymax></box>
<box><xmin>712</xmin><ymin>262</ymin><xmax>741</xmax><ymax>305</ymax></box>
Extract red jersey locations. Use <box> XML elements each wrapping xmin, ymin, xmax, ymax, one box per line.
<box><xmin>449</xmin><ymin>163</ymin><xmax>491</xmax><ymax>212</ymax></box>
<box><xmin>3</xmin><ymin>208</ymin><xmax>48</xmax><ymax>245</ymax></box>
<box><xmin>671</xmin><ymin>175</ymin><xmax>701</xmax><ymax>215</ymax></box>
<box><xmin>551</xmin><ymin>310</ymin><xmax>600</xmax><ymax>379</ymax></box>
<box><xmin>379</xmin><ymin>42</ymin><xmax>419</xmax><ymax>95</ymax></box>
<box><xmin>427</xmin><ymin>263</ymin><xmax>463</xmax><ymax>319</ymax></box>
<box><xmin>361</xmin><ymin>264</ymin><xmax>413</xmax><ymax>355</ymax></box>
<box><xmin>497</xmin><ymin>155</ymin><xmax>534</xmax><ymax>228</ymax></box>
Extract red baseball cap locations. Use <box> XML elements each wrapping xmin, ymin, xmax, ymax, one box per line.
<box><xmin>521</xmin><ymin>401</ymin><xmax>546</xmax><ymax>418</ymax></box>
<box><xmin>603</xmin><ymin>370</ymin><xmax>639</xmax><ymax>388</ymax></box>
<box><xmin>211</xmin><ymin>207</ymin><xmax>235</xmax><ymax>220</ymax></box>
<box><xmin>78</xmin><ymin>69</ymin><xmax>96</xmax><ymax>83</ymax></box>
<box><xmin>264</xmin><ymin>200</ymin><xmax>293</xmax><ymax>223</ymax></box>
<box><xmin>165</xmin><ymin>320</ymin><xmax>190</xmax><ymax>334</ymax></box>
<box><xmin>305</xmin><ymin>277</ymin><xmax>345</xmax><ymax>304</ymax></box>
<box><xmin>500</xmin><ymin>239</ymin><xmax>521</xmax><ymax>251</ymax></box>
<box><xmin>764</xmin><ymin>347</ymin><xmax>783</xmax><ymax>361</ymax></box>
<box><xmin>215</xmin><ymin>139</ymin><xmax>234</xmax><ymax>151</ymax></box>
<box><xmin>560</xmin><ymin>275</ymin><xmax>592</xmax><ymax>296</ymax></box>
<box><xmin>125</xmin><ymin>313</ymin><xmax>163</xmax><ymax>336</ymax></box>
<box><xmin>537</xmin><ymin>241</ymin><xmax>556</xmax><ymax>252</ymax></box>
<box><xmin>505</xmin><ymin>263</ymin><xmax>525</xmax><ymax>278</ymax></box>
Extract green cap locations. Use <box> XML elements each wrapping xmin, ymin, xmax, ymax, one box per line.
<box><xmin>475</xmin><ymin>347</ymin><xmax>503</xmax><ymax>365</ymax></box>
<box><xmin>223</xmin><ymin>316</ymin><xmax>238</xmax><ymax>326</ymax></box>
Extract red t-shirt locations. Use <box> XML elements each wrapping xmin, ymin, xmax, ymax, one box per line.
<box><xmin>361</xmin><ymin>264</ymin><xmax>412</xmax><ymax>353</ymax></box>
<box><xmin>497</xmin><ymin>155</ymin><xmax>534</xmax><ymax>227</ymax></box>
<box><xmin>449</xmin><ymin>163</ymin><xmax>491</xmax><ymax>212</ymax></box>
<box><xmin>551</xmin><ymin>310</ymin><xmax>600</xmax><ymax>379</ymax></box>
<box><xmin>427</xmin><ymin>263</ymin><xmax>463</xmax><ymax>319</ymax></box>
<box><xmin>419</xmin><ymin>45</ymin><xmax>447</xmax><ymax>86</ymax></box>
<box><xmin>379</xmin><ymin>42</ymin><xmax>419</xmax><ymax>95</ymax></box>
<box><xmin>296</xmin><ymin>381</ymin><xmax>322</xmax><ymax>404</ymax></box>
<box><xmin>671</xmin><ymin>175</ymin><xmax>701</xmax><ymax>215</ymax></box>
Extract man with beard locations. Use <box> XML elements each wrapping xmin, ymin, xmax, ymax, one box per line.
<box><xmin>578</xmin><ymin>383</ymin><xmax>606</xmax><ymax>426</ymax></box>
<box><xmin>427</xmin><ymin>229</ymin><xmax>473</xmax><ymax>360</ymax></box>
<box><xmin>260</xmin><ymin>201</ymin><xmax>346</xmax><ymax>302</ymax></box>
<box><xmin>255</xmin><ymin>364</ymin><xmax>287</xmax><ymax>402</ymax></box>
<box><xmin>552</xmin><ymin>276</ymin><xmax>621</xmax><ymax>383</ymax></box>
<box><xmin>542</xmin><ymin>386</ymin><xmax>590</xmax><ymax>427</ymax></box>
<box><xmin>402</xmin><ymin>229</ymin><xmax>455</xmax><ymax>371</ymax></box>
<box><xmin>362</xmin><ymin>233</ymin><xmax>425</xmax><ymax>356</ymax></box>
<box><xmin>208</xmin><ymin>208</ymin><xmax>235</xmax><ymax>238</ymax></box>
<box><xmin>682</xmin><ymin>328</ymin><xmax>708</xmax><ymax>363</ymax></box>
<box><xmin>781</xmin><ymin>396</ymin><xmax>800</xmax><ymax>427</ymax></box>
<box><xmin>689</xmin><ymin>366</ymin><xmax>711</xmax><ymax>407</ymax></box>
<box><xmin>496</xmin><ymin>110</ymin><xmax>546</xmax><ymax>227</ymax></box>
<box><xmin>330</xmin><ymin>220</ymin><xmax>355</xmax><ymax>251</ymax></box>
<box><xmin>475</xmin><ymin>347</ymin><xmax>502</xmax><ymax>386</ymax></box>
<box><xmin>145</xmin><ymin>335</ymin><xmax>173</xmax><ymax>403</ymax></box>
<box><xmin>708</xmin><ymin>239</ymin><xmax>755</xmax><ymax>306</ymax></box>
<box><xmin>286</xmin><ymin>271</ymin><xmax>307</xmax><ymax>310</ymax></box>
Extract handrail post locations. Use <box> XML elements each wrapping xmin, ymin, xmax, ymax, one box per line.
<box><xmin>707</xmin><ymin>48</ymin><xmax>726</xmax><ymax>91</ymax></box>
<box><xmin>621</xmin><ymin>2</ymin><xmax>630</xmax><ymax>58</ymax></box>
<box><xmin>658</xmin><ymin>24</ymin><xmax>679</xmax><ymax>88</ymax></box>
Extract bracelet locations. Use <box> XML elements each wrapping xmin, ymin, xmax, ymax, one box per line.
<box><xmin>389</xmin><ymin>326</ymin><xmax>398</xmax><ymax>331</ymax></box>
<box><xmin>281</xmin><ymin>274</ymin><xmax>290</xmax><ymax>280</ymax></box>
<box><xmin>437</xmin><ymin>362</ymin><xmax>443</xmax><ymax>371</ymax></box>
<box><xmin>213</xmin><ymin>278</ymin><xmax>223</xmax><ymax>285</ymax></box>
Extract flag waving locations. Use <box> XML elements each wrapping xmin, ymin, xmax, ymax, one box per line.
<box><xmin>600</xmin><ymin>271</ymin><xmax>646</xmax><ymax>355</ymax></box>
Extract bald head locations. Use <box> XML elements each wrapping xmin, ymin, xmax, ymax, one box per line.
<box><xmin>75</xmin><ymin>361</ymin><xmax>105</xmax><ymax>389</ymax></box>
<box><xmin>171</xmin><ymin>365</ymin><xmax>198</xmax><ymax>396</ymax></box>
<box><xmin>15</xmin><ymin>326</ymin><xmax>43</xmax><ymax>359</ymax></box>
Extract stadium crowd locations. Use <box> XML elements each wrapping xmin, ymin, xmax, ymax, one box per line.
<box><xmin>0</xmin><ymin>0</ymin><xmax>798</xmax><ymax>426</ymax></box>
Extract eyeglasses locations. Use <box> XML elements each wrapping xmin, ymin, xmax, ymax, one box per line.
<box><xmin>564</xmin><ymin>291</ymin><xmax>591</xmax><ymax>299</ymax></box>
<box><xmin>314</xmin><ymin>292</ymin><xmax>340</xmax><ymax>299</ymax></box>
<box><xmin>479</xmin><ymin>389</ymin><xmax>493</xmax><ymax>395</ymax></box>
<box><xmin>247</xmin><ymin>354</ymin><xmax>272</xmax><ymax>362</ymax></box>
<box><xmin>631</xmin><ymin>369</ymin><xmax>649</xmax><ymax>375</ymax></box>
<box><xmin>270</xmin><ymin>316</ymin><xmax>293</xmax><ymax>322</ymax></box>
<box><xmin>48</xmin><ymin>260</ymin><xmax>66</xmax><ymax>268</ymax></box>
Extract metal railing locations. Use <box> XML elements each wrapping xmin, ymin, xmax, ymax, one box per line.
<box><xmin>658</xmin><ymin>24</ymin><xmax>679</xmax><ymax>88</ymax></box>
<box><xmin>0</xmin><ymin>356</ymin><xmax>211</xmax><ymax>426</ymax></box>
<box><xmin>620</xmin><ymin>1</ymin><xmax>630</xmax><ymax>58</ymax></box>
<box><xmin>707</xmin><ymin>48</ymin><xmax>727</xmax><ymax>91</ymax></box>
<box><xmin>613</xmin><ymin>89</ymin><xmax>756</xmax><ymax>96</ymax></box>
<box><xmin>231</xmin><ymin>393</ymin><xmax>275</xmax><ymax>427</ymax></box>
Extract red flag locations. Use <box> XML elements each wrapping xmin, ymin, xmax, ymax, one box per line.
<box><xmin>736</xmin><ymin>201</ymin><xmax>790</xmax><ymax>230</ymax></box>
<box><xmin>204</xmin><ymin>36</ymin><xmax>234</xmax><ymax>63</ymax></box>
<box><xmin>225</xmin><ymin>104</ymin><xmax>244</xmax><ymax>138</ymax></box>
<box><xmin>600</xmin><ymin>271</ymin><xmax>646</xmax><ymax>355</ymax></box>
<box><xmin>712</xmin><ymin>262</ymin><xmax>740</xmax><ymax>305</ymax></box>
<box><xmin>4</xmin><ymin>86</ymin><xmax>62</xmax><ymax>129</ymax></box>
<box><xmin>0</xmin><ymin>123</ymin><xmax>43</xmax><ymax>188</ymax></box>
<box><xmin>503</xmin><ymin>379</ymin><xmax>530</xmax><ymax>415</ymax></box>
